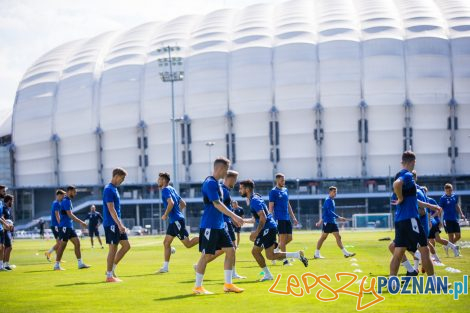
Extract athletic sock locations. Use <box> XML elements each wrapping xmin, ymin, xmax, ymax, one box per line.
<box><xmin>285</xmin><ymin>252</ymin><xmax>300</xmax><ymax>259</ymax></box>
<box><xmin>402</xmin><ymin>260</ymin><xmax>414</xmax><ymax>272</ymax></box>
<box><xmin>48</xmin><ymin>247</ymin><xmax>55</xmax><ymax>254</ymax></box>
<box><xmin>55</xmin><ymin>261</ymin><xmax>60</xmax><ymax>267</ymax></box>
<box><xmin>315</xmin><ymin>249</ymin><xmax>320</xmax><ymax>256</ymax></box>
<box><xmin>413</xmin><ymin>259</ymin><xmax>419</xmax><ymax>272</ymax></box>
<box><xmin>0</xmin><ymin>261</ymin><xmax>3</xmax><ymax>268</ymax></box>
<box><xmin>112</xmin><ymin>263</ymin><xmax>117</xmax><ymax>272</ymax></box>
<box><xmin>4</xmin><ymin>262</ymin><xmax>8</xmax><ymax>267</ymax></box>
<box><xmin>77</xmin><ymin>259</ymin><xmax>83</xmax><ymax>266</ymax></box>
<box><xmin>341</xmin><ymin>248</ymin><xmax>349</xmax><ymax>255</ymax></box>
<box><xmin>106</xmin><ymin>271</ymin><xmax>113</xmax><ymax>278</ymax></box>
<box><xmin>195</xmin><ymin>272</ymin><xmax>204</xmax><ymax>287</ymax></box>
<box><xmin>224</xmin><ymin>270</ymin><xmax>233</xmax><ymax>284</ymax></box>
<box><xmin>163</xmin><ymin>261</ymin><xmax>169</xmax><ymax>270</ymax></box>
<box><xmin>262</xmin><ymin>266</ymin><xmax>272</xmax><ymax>277</ymax></box>
<box><xmin>232</xmin><ymin>265</ymin><xmax>238</xmax><ymax>276</ymax></box>
<box><xmin>446</xmin><ymin>242</ymin><xmax>456</xmax><ymax>249</ymax></box>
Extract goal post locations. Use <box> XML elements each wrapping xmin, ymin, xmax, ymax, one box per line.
<box><xmin>352</xmin><ymin>213</ymin><xmax>393</xmax><ymax>230</ymax></box>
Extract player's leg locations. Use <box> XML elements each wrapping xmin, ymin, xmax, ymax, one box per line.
<box><xmin>106</xmin><ymin>243</ymin><xmax>119</xmax><ymax>281</ymax></box>
<box><xmin>314</xmin><ymin>232</ymin><xmax>328</xmax><ymax>258</ymax></box>
<box><xmin>114</xmin><ymin>239</ymin><xmax>130</xmax><ymax>265</ymax></box>
<box><xmin>252</xmin><ymin>245</ymin><xmax>272</xmax><ymax>281</ymax></box>
<box><xmin>0</xmin><ymin>243</ymin><xmax>4</xmax><ymax>270</ymax></box>
<box><xmin>90</xmin><ymin>232</ymin><xmax>94</xmax><ymax>248</ymax></box>
<box><xmin>236</xmin><ymin>231</ymin><xmax>241</xmax><ymax>247</ymax></box>
<box><xmin>96</xmin><ymin>229</ymin><xmax>103</xmax><ymax>248</ymax></box>
<box><xmin>3</xmin><ymin>232</ymin><xmax>12</xmax><ymax>269</ymax></box>
<box><xmin>390</xmin><ymin>246</ymin><xmax>406</xmax><ymax>276</ymax></box>
<box><xmin>158</xmin><ymin>235</ymin><xmax>175</xmax><ymax>273</ymax></box>
<box><xmin>180</xmin><ymin>235</ymin><xmax>199</xmax><ymax>248</ymax></box>
<box><xmin>332</xmin><ymin>231</ymin><xmax>355</xmax><ymax>257</ymax></box>
<box><xmin>54</xmin><ymin>239</ymin><xmax>68</xmax><ymax>270</ymax></box>
<box><xmin>205</xmin><ymin>249</ymin><xmax>224</xmax><ymax>263</ymax></box>
<box><xmin>70</xmin><ymin>236</ymin><xmax>89</xmax><ymax>269</ymax></box>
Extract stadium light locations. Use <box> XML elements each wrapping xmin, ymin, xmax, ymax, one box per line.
<box><xmin>205</xmin><ymin>141</ymin><xmax>215</xmax><ymax>175</ymax></box>
<box><xmin>158</xmin><ymin>45</ymin><xmax>184</xmax><ymax>193</ymax></box>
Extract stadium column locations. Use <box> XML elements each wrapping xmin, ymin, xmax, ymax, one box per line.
<box><xmin>225</xmin><ymin>110</ymin><xmax>235</xmax><ymax>167</ymax></box>
<box><xmin>137</xmin><ymin>120</ymin><xmax>148</xmax><ymax>184</ymax></box>
<box><xmin>95</xmin><ymin>127</ymin><xmax>104</xmax><ymax>185</ymax></box>
<box><xmin>403</xmin><ymin>99</ymin><xmax>413</xmax><ymax>151</ymax></box>
<box><xmin>448</xmin><ymin>98</ymin><xmax>458</xmax><ymax>177</ymax></box>
<box><xmin>358</xmin><ymin>100</ymin><xmax>368</xmax><ymax>177</ymax></box>
<box><xmin>269</xmin><ymin>105</ymin><xmax>280</xmax><ymax>177</ymax></box>
<box><xmin>181</xmin><ymin>114</ymin><xmax>191</xmax><ymax>182</ymax></box>
<box><xmin>314</xmin><ymin>103</ymin><xmax>324</xmax><ymax>178</ymax></box>
<box><xmin>51</xmin><ymin>134</ymin><xmax>60</xmax><ymax>186</ymax></box>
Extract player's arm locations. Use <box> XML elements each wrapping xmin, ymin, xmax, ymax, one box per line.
<box><xmin>55</xmin><ymin>210</ymin><xmax>61</xmax><ymax>225</ymax></box>
<box><xmin>418</xmin><ymin>200</ymin><xmax>441</xmax><ymax>213</ymax></box>
<box><xmin>456</xmin><ymin>203</ymin><xmax>465</xmax><ymax>220</ymax></box>
<box><xmin>66</xmin><ymin>210</ymin><xmax>87</xmax><ymax>228</ymax></box>
<box><xmin>268</xmin><ymin>202</ymin><xmax>274</xmax><ymax>214</ymax></box>
<box><xmin>213</xmin><ymin>199</ymin><xmax>243</xmax><ymax>227</ymax></box>
<box><xmin>0</xmin><ymin>217</ymin><xmax>10</xmax><ymax>230</ymax></box>
<box><xmin>393</xmin><ymin>179</ymin><xmax>404</xmax><ymax>204</ymax></box>
<box><xmin>161</xmin><ymin>197</ymin><xmax>174</xmax><ymax>220</ymax></box>
<box><xmin>287</xmin><ymin>202</ymin><xmax>299</xmax><ymax>225</ymax></box>
<box><xmin>250</xmin><ymin>209</ymin><xmax>266</xmax><ymax>241</ymax></box>
<box><xmin>179</xmin><ymin>198</ymin><xmax>186</xmax><ymax>210</ymax></box>
<box><xmin>98</xmin><ymin>213</ymin><xmax>103</xmax><ymax>225</ymax></box>
<box><xmin>107</xmin><ymin>202</ymin><xmax>126</xmax><ymax>233</ymax></box>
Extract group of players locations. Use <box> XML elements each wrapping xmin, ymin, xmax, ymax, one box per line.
<box><xmin>0</xmin><ymin>151</ymin><xmax>466</xmax><ymax>294</ymax></box>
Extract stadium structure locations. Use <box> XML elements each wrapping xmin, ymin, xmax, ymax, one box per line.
<box><xmin>0</xmin><ymin>0</ymin><xmax>469</xmax><ymax>231</ymax></box>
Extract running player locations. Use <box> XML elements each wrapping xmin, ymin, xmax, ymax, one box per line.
<box><xmin>239</xmin><ymin>179</ymin><xmax>308</xmax><ymax>282</ymax></box>
<box><xmin>2</xmin><ymin>194</ymin><xmax>15</xmax><ymax>270</ymax></box>
<box><xmin>268</xmin><ymin>173</ymin><xmax>299</xmax><ymax>266</ymax></box>
<box><xmin>54</xmin><ymin>186</ymin><xmax>90</xmax><ymax>271</ymax></box>
<box><xmin>86</xmin><ymin>205</ymin><xmax>104</xmax><ymax>249</ymax></box>
<box><xmin>390</xmin><ymin>151</ymin><xmax>436</xmax><ymax>287</ymax></box>
<box><xmin>45</xmin><ymin>190</ymin><xmax>66</xmax><ymax>262</ymax></box>
<box><xmin>157</xmin><ymin>172</ymin><xmax>198</xmax><ymax>273</ymax></box>
<box><xmin>193</xmin><ymin>157</ymin><xmax>244</xmax><ymax>295</ymax></box>
<box><xmin>314</xmin><ymin>186</ymin><xmax>355</xmax><ymax>259</ymax></box>
<box><xmin>440</xmin><ymin>183</ymin><xmax>465</xmax><ymax>246</ymax></box>
<box><xmin>103</xmin><ymin>167</ymin><xmax>131</xmax><ymax>282</ymax></box>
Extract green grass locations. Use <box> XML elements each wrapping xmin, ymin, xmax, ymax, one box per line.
<box><xmin>2</xmin><ymin>230</ymin><xmax>469</xmax><ymax>313</ymax></box>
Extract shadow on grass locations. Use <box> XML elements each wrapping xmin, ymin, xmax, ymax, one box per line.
<box><xmin>24</xmin><ymin>269</ymin><xmax>52</xmax><ymax>273</ymax></box>
<box><xmin>118</xmin><ymin>273</ymin><xmax>157</xmax><ymax>278</ymax></box>
<box><xmin>155</xmin><ymin>293</ymin><xmax>216</xmax><ymax>301</ymax></box>
<box><xmin>55</xmin><ymin>281</ymin><xmax>106</xmax><ymax>287</ymax></box>
<box><xmin>178</xmin><ymin>279</ymin><xmax>217</xmax><ymax>283</ymax></box>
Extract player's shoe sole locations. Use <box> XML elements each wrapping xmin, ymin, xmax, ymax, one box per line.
<box><xmin>156</xmin><ymin>268</ymin><xmax>169</xmax><ymax>274</ymax></box>
<box><xmin>232</xmin><ymin>274</ymin><xmax>247</xmax><ymax>279</ymax></box>
<box><xmin>299</xmin><ymin>251</ymin><xmax>309</xmax><ymax>267</ymax></box>
<box><xmin>259</xmin><ymin>276</ymin><xmax>274</xmax><ymax>282</ymax></box>
<box><xmin>344</xmin><ymin>253</ymin><xmax>356</xmax><ymax>258</ymax></box>
<box><xmin>106</xmin><ymin>277</ymin><xmax>122</xmax><ymax>283</ymax></box>
<box><xmin>405</xmin><ymin>270</ymin><xmax>419</xmax><ymax>276</ymax></box>
<box><xmin>193</xmin><ymin>287</ymin><xmax>214</xmax><ymax>295</ymax></box>
<box><xmin>78</xmin><ymin>264</ymin><xmax>91</xmax><ymax>269</ymax></box>
<box><xmin>313</xmin><ymin>255</ymin><xmax>325</xmax><ymax>259</ymax></box>
<box><xmin>223</xmin><ymin>283</ymin><xmax>244</xmax><ymax>293</ymax></box>
<box><xmin>4</xmin><ymin>266</ymin><xmax>13</xmax><ymax>271</ymax></box>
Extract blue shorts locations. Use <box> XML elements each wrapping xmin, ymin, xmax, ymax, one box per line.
<box><xmin>0</xmin><ymin>230</ymin><xmax>4</xmax><ymax>245</ymax></box>
<box><xmin>224</xmin><ymin>222</ymin><xmax>236</xmax><ymax>242</ymax></box>
<box><xmin>104</xmin><ymin>225</ymin><xmax>129</xmax><ymax>245</ymax></box>
<box><xmin>233</xmin><ymin>226</ymin><xmax>241</xmax><ymax>233</ymax></box>
<box><xmin>3</xmin><ymin>230</ymin><xmax>12</xmax><ymax>248</ymax></box>
<box><xmin>444</xmin><ymin>220</ymin><xmax>460</xmax><ymax>234</ymax></box>
<box><xmin>322</xmin><ymin>222</ymin><xmax>339</xmax><ymax>233</ymax></box>
<box><xmin>51</xmin><ymin>226</ymin><xmax>60</xmax><ymax>240</ymax></box>
<box><xmin>166</xmin><ymin>219</ymin><xmax>189</xmax><ymax>240</ymax></box>
<box><xmin>199</xmin><ymin>228</ymin><xmax>232</xmax><ymax>255</ymax></box>
<box><xmin>428</xmin><ymin>224</ymin><xmax>441</xmax><ymax>239</ymax></box>
<box><xmin>59</xmin><ymin>227</ymin><xmax>78</xmax><ymax>242</ymax></box>
<box><xmin>394</xmin><ymin>218</ymin><xmax>427</xmax><ymax>252</ymax></box>
<box><xmin>254</xmin><ymin>228</ymin><xmax>278</xmax><ymax>249</ymax></box>
<box><xmin>88</xmin><ymin>226</ymin><xmax>100</xmax><ymax>238</ymax></box>
<box><xmin>277</xmin><ymin>220</ymin><xmax>293</xmax><ymax>235</ymax></box>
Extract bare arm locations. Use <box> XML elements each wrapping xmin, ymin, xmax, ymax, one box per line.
<box><xmin>213</xmin><ymin>200</ymin><xmax>243</xmax><ymax>227</ymax></box>
<box><xmin>287</xmin><ymin>202</ymin><xmax>299</xmax><ymax>225</ymax></box>
<box><xmin>55</xmin><ymin>211</ymin><xmax>61</xmax><ymax>225</ymax></box>
<box><xmin>393</xmin><ymin>179</ymin><xmax>403</xmax><ymax>203</ymax></box>
<box><xmin>457</xmin><ymin>204</ymin><xmax>465</xmax><ymax>220</ymax></box>
<box><xmin>251</xmin><ymin>210</ymin><xmax>266</xmax><ymax>240</ymax></box>
<box><xmin>268</xmin><ymin>202</ymin><xmax>274</xmax><ymax>214</ymax></box>
<box><xmin>180</xmin><ymin>198</ymin><xmax>186</xmax><ymax>210</ymax></box>
<box><xmin>66</xmin><ymin>211</ymin><xmax>87</xmax><ymax>227</ymax></box>
<box><xmin>162</xmin><ymin>197</ymin><xmax>174</xmax><ymax>220</ymax></box>
<box><xmin>106</xmin><ymin>202</ymin><xmax>125</xmax><ymax>232</ymax></box>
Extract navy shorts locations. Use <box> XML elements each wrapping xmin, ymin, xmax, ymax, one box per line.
<box><xmin>444</xmin><ymin>220</ymin><xmax>460</xmax><ymax>234</ymax></box>
<box><xmin>234</xmin><ymin>226</ymin><xmax>241</xmax><ymax>233</ymax></box>
<box><xmin>394</xmin><ymin>218</ymin><xmax>427</xmax><ymax>252</ymax></box>
<box><xmin>0</xmin><ymin>230</ymin><xmax>4</xmax><ymax>245</ymax></box>
<box><xmin>322</xmin><ymin>222</ymin><xmax>339</xmax><ymax>233</ymax></box>
<box><xmin>59</xmin><ymin>227</ymin><xmax>78</xmax><ymax>242</ymax></box>
<box><xmin>88</xmin><ymin>226</ymin><xmax>100</xmax><ymax>238</ymax></box>
<box><xmin>51</xmin><ymin>226</ymin><xmax>60</xmax><ymax>240</ymax></box>
<box><xmin>224</xmin><ymin>222</ymin><xmax>236</xmax><ymax>242</ymax></box>
<box><xmin>199</xmin><ymin>228</ymin><xmax>233</xmax><ymax>255</ymax></box>
<box><xmin>254</xmin><ymin>228</ymin><xmax>278</xmax><ymax>249</ymax></box>
<box><xmin>4</xmin><ymin>230</ymin><xmax>12</xmax><ymax>248</ymax></box>
<box><xmin>104</xmin><ymin>225</ymin><xmax>129</xmax><ymax>245</ymax></box>
<box><xmin>428</xmin><ymin>224</ymin><xmax>441</xmax><ymax>239</ymax></box>
<box><xmin>166</xmin><ymin>219</ymin><xmax>189</xmax><ymax>240</ymax></box>
<box><xmin>277</xmin><ymin>220</ymin><xmax>293</xmax><ymax>235</ymax></box>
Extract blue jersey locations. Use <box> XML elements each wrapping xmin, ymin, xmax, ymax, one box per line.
<box><xmin>393</xmin><ymin>169</ymin><xmax>419</xmax><ymax>222</ymax></box>
<box><xmin>161</xmin><ymin>185</ymin><xmax>185</xmax><ymax>223</ymax></box>
<box><xmin>439</xmin><ymin>194</ymin><xmax>459</xmax><ymax>221</ymax></box>
<box><xmin>221</xmin><ymin>183</ymin><xmax>233</xmax><ymax>224</ymax></box>
<box><xmin>87</xmin><ymin>212</ymin><xmax>103</xmax><ymax>228</ymax></box>
<box><xmin>50</xmin><ymin>200</ymin><xmax>61</xmax><ymax>227</ymax></box>
<box><xmin>59</xmin><ymin>196</ymin><xmax>74</xmax><ymax>228</ymax></box>
<box><xmin>2</xmin><ymin>205</ymin><xmax>11</xmax><ymax>220</ymax></box>
<box><xmin>0</xmin><ymin>200</ymin><xmax>3</xmax><ymax>231</ymax></box>
<box><xmin>103</xmin><ymin>183</ymin><xmax>121</xmax><ymax>227</ymax></box>
<box><xmin>200</xmin><ymin>176</ymin><xmax>224</xmax><ymax>229</ymax></box>
<box><xmin>427</xmin><ymin>197</ymin><xmax>439</xmax><ymax>224</ymax></box>
<box><xmin>417</xmin><ymin>186</ymin><xmax>429</xmax><ymax>236</ymax></box>
<box><xmin>250</xmin><ymin>193</ymin><xmax>277</xmax><ymax>230</ymax></box>
<box><xmin>269</xmin><ymin>187</ymin><xmax>290</xmax><ymax>221</ymax></box>
<box><xmin>322</xmin><ymin>197</ymin><xmax>339</xmax><ymax>224</ymax></box>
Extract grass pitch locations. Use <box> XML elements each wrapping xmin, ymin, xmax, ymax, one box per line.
<box><xmin>1</xmin><ymin>230</ymin><xmax>469</xmax><ymax>313</ymax></box>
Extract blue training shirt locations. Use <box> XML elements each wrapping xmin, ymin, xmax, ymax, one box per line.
<box><xmin>59</xmin><ymin>196</ymin><xmax>74</xmax><ymax>228</ymax></box>
<box><xmin>250</xmin><ymin>193</ymin><xmax>277</xmax><ymax>230</ymax></box>
<box><xmin>221</xmin><ymin>183</ymin><xmax>233</xmax><ymax>224</ymax></box>
<box><xmin>161</xmin><ymin>185</ymin><xmax>185</xmax><ymax>224</ymax></box>
<box><xmin>322</xmin><ymin>196</ymin><xmax>339</xmax><ymax>224</ymax></box>
<box><xmin>427</xmin><ymin>197</ymin><xmax>439</xmax><ymax>224</ymax></box>
<box><xmin>439</xmin><ymin>194</ymin><xmax>459</xmax><ymax>221</ymax></box>
<box><xmin>417</xmin><ymin>186</ymin><xmax>429</xmax><ymax>237</ymax></box>
<box><xmin>50</xmin><ymin>200</ymin><xmax>61</xmax><ymax>227</ymax></box>
<box><xmin>103</xmin><ymin>183</ymin><xmax>121</xmax><ymax>227</ymax></box>
<box><xmin>269</xmin><ymin>187</ymin><xmax>290</xmax><ymax>221</ymax></box>
<box><xmin>0</xmin><ymin>200</ymin><xmax>3</xmax><ymax>231</ymax></box>
<box><xmin>200</xmin><ymin>176</ymin><xmax>224</xmax><ymax>229</ymax></box>
<box><xmin>393</xmin><ymin>169</ymin><xmax>419</xmax><ymax>222</ymax></box>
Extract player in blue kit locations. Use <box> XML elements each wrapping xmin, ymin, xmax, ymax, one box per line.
<box><xmin>45</xmin><ymin>190</ymin><xmax>66</xmax><ymax>262</ymax></box>
<box><xmin>1</xmin><ymin>192</ymin><xmax>14</xmax><ymax>270</ymax></box>
<box><xmin>85</xmin><ymin>205</ymin><xmax>104</xmax><ymax>249</ymax></box>
<box><xmin>54</xmin><ymin>186</ymin><xmax>90</xmax><ymax>271</ymax></box>
<box><xmin>314</xmin><ymin>186</ymin><xmax>355</xmax><ymax>259</ymax></box>
<box><xmin>390</xmin><ymin>151</ymin><xmax>436</xmax><ymax>287</ymax></box>
<box><xmin>193</xmin><ymin>157</ymin><xmax>244</xmax><ymax>295</ymax></box>
<box><xmin>103</xmin><ymin>168</ymin><xmax>131</xmax><ymax>283</ymax></box>
<box><xmin>268</xmin><ymin>173</ymin><xmax>299</xmax><ymax>266</ymax></box>
<box><xmin>239</xmin><ymin>179</ymin><xmax>308</xmax><ymax>282</ymax></box>
<box><xmin>157</xmin><ymin>172</ymin><xmax>198</xmax><ymax>273</ymax></box>
<box><xmin>440</xmin><ymin>183</ymin><xmax>465</xmax><ymax>247</ymax></box>
<box><xmin>0</xmin><ymin>185</ymin><xmax>10</xmax><ymax>271</ymax></box>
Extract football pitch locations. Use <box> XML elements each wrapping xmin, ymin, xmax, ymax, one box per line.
<box><xmin>2</xmin><ymin>230</ymin><xmax>469</xmax><ymax>313</ymax></box>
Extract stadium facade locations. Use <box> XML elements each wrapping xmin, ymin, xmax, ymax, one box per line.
<box><xmin>0</xmin><ymin>0</ymin><xmax>469</xmax><ymax>229</ymax></box>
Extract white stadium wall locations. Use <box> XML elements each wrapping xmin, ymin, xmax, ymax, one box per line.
<box><xmin>10</xmin><ymin>0</ymin><xmax>470</xmax><ymax>187</ymax></box>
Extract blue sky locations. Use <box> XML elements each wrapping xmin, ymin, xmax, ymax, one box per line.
<box><xmin>0</xmin><ymin>0</ymin><xmax>283</xmax><ymax>118</ymax></box>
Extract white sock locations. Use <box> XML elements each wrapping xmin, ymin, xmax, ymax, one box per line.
<box><xmin>55</xmin><ymin>261</ymin><xmax>60</xmax><ymax>267</ymax></box>
<box><xmin>224</xmin><ymin>270</ymin><xmax>233</xmax><ymax>284</ymax></box>
<box><xmin>4</xmin><ymin>262</ymin><xmax>8</xmax><ymax>267</ymax></box>
<box><xmin>112</xmin><ymin>263</ymin><xmax>117</xmax><ymax>272</ymax></box>
<box><xmin>413</xmin><ymin>259</ymin><xmax>419</xmax><ymax>271</ymax></box>
<box><xmin>48</xmin><ymin>247</ymin><xmax>55</xmax><ymax>254</ymax></box>
<box><xmin>163</xmin><ymin>261</ymin><xmax>169</xmax><ymax>270</ymax></box>
<box><xmin>262</xmin><ymin>266</ymin><xmax>272</xmax><ymax>276</ymax></box>
<box><xmin>402</xmin><ymin>260</ymin><xmax>414</xmax><ymax>272</ymax></box>
<box><xmin>341</xmin><ymin>248</ymin><xmax>349</xmax><ymax>255</ymax></box>
<box><xmin>446</xmin><ymin>242</ymin><xmax>456</xmax><ymax>249</ymax></box>
<box><xmin>0</xmin><ymin>261</ymin><xmax>3</xmax><ymax>268</ymax></box>
<box><xmin>232</xmin><ymin>265</ymin><xmax>237</xmax><ymax>275</ymax></box>
<box><xmin>106</xmin><ymin>271</ymin><xmax>113</xmax><ymax>278</ymax></box>
<box><xmin>195</xmin><ymin>272</ymin><xmax>204</xmax><ymax>287</ymax></box>
<box><xmin>285</xmin><ymin>252</ymin><xmax>300</xmax><ymax>259</ymax></box>
<box><xmin>432</xmin><ymin>254</ymin><xmax>440</xmax><ymax>261</ymax></box>
<box><xmin>315</xmin><ymin>249</ymin><xmax>320</xmax><ymax>256</ymax></box>
<box><xmin>77</xmin><ymin>259</ymin><xmax>83</xmax><ymax>266</ymax></box>
<box><xmin>414</xmin><ymin>251</ymin><xmax>421</xmax><ymax>260</ymax></box>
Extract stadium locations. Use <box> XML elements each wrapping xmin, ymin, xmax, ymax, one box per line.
<box><xmin>0</xmin><ymin>0</ymin><xmax>469</xmax><ymax>311</ymax></box>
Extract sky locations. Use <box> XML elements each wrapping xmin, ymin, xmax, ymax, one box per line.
<box><xmin>0</xmin><ymin>0</ymin><xmax>285</xmax><ymax>120</ymax></box>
